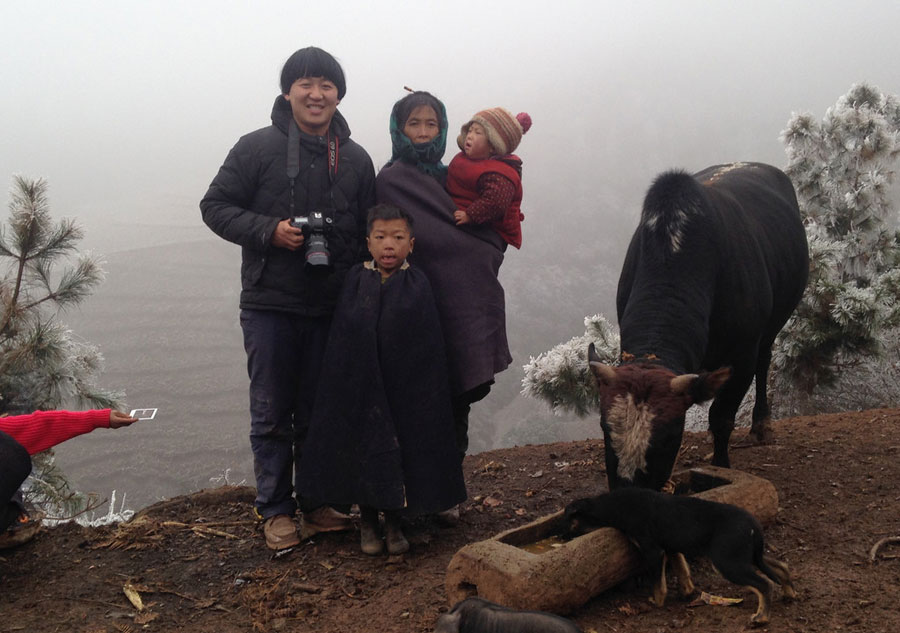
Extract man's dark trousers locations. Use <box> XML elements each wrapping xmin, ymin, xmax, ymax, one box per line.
<box><xmin>241</xmin><ymin>309</ymin><xmax>330</xmax><ymax>519</ymax></box>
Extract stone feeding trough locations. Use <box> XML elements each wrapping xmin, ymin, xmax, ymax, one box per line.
<box><xmin>445</xmin><ymin>465</ymin><xmax>779</xmax><ymax>614</ymax></box>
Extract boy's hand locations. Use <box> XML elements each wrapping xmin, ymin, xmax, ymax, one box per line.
<box><xmin>454</xmin><ymin>210</ymin><xmax>471</xmax><ymax>225</ymax></box>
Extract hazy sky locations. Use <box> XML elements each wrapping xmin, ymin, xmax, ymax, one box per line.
<box><xmin>2</xmin><ymin>0</ymin><xmax>900</xmax><ymax>251</ymax></box>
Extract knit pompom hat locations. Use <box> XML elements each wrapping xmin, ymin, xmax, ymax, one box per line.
<box><xmin>457</xmin><ymin>107</ymin><xmax>532</xmax><ymax>155</ymax></box>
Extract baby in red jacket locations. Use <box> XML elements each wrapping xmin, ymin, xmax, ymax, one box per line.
<box><xmin>446</xmin><ymin>107</ymin><xmax>532</xmax><ymax>250</ymax></box>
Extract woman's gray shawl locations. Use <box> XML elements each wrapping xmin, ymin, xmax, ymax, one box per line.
<box><xmin>376</xmin><ymin>161</ymin><xmax>512</xmax><ymax>394</ymax></box>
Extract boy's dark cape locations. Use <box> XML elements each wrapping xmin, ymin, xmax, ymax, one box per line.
<box><xmin>376</xmin><ymin>161</ymin><xmax>512</xmax><ymax>395</ymax></box>
<box><xmin>299</xmin><ymin>263</ymin><xmax>466</xmax><ymax>513</ymax></box>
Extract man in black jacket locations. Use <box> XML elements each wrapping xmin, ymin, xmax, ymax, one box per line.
<box><xmin>200</xmin><ymin>47</ymin><xmax>376</xmax><ymax>550</ymax></box>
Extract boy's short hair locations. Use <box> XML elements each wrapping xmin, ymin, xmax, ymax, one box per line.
<box><xmin>366</xmin><ymin>204</ymin><xmax>414</xmax><ymax>237</ymax></box>
<box><xmin>280</xmin><ymin>47</ymin><xmax>346</xmax><ymax>99</ymax></box>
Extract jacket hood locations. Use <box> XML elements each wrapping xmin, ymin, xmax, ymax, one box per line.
<box><xmin>270</xmin><ymin>95</ymin><xmax>352</xmax><ymax>140</ymax></box>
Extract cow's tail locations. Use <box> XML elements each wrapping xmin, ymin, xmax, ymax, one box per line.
<box><xmin>640</xmin><ymin>170</ymin><xmax>706</xmax><ymax>256</ymax></box>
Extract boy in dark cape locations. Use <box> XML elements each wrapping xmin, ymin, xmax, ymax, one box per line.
<box><xmin>300</xmin><ymin>205</ymin><xmax>465</xmax><ymax>555</ymax></box>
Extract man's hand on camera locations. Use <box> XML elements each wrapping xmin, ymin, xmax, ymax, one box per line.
<box><xmin>109</xmin><ymin>410</ymin><xmax>139</xmax><ymax>428</ymax></box>
<box><xmin>272</xmin><ymin>219</ymin><xmax>305</xmax><ymax>251</ymax></box>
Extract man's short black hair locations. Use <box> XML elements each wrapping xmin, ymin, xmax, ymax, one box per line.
<box><xmin>366</xmin><ymin>204</ymin><xmax>414</xmax><ymax>237</ymax></box>
<box><xmin>280</xmin><ymin>47</ymin><xmax>346</xmax><ymax>99</ymax></box>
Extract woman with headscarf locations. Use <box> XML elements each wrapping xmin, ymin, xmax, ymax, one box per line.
<box><xmin>376</xmin><ymin>91</ymin><xmax>513</xmax><ymax>518</ymax></box>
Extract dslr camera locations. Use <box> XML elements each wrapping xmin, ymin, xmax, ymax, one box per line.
<box><xmin>290</xmin><ymin>211</ymin><xmax>334</xmax><ymax>268</ymax></box>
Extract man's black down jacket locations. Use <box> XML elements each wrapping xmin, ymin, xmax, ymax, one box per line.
<box><xmin>200</xmin><ymin>96</ymin><xmax>376</xmax><ymax>316</ymax></box>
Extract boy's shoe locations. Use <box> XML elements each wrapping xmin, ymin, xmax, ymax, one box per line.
<box><xmin>436</xmin><ymin>505</ymin><xmax>460</xmax><ymax>526</ymax></box>
<box><xmin>300</xmin><ymin>506</ymin><xmax>353</xmax><ymax>538</ymax></box>
<box><xmin>360</xmin><ymin>519</ymin><xmax>384</xmax><ymax>556</ymax></box>
<box><xmin>359</xmin><ymin>507</ymin><xmax>383</xmax><ymax>556</ymax></box>
<box><xmin>384</xmin><ymin>514</ymin><xmax>409</xmax><ymax>555</ymax></box>
<box><xmin>0</xmin><ymin>511</ymin><xmax>43</xmax><ymax>550</ymax></box>
<box><xmin>263</xmin><ymin>514</ymin><xmax>300</xmax><ymax>550</ymax></box>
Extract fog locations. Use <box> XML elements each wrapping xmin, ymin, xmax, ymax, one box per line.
<box><xmin>4</xmin><ymin>1</ymin><xmax>898</xmax><ymax>247</ymax></box>
<box><xmin>2</xmin><ymin>0</ymin><xmax>899</xmax><ymax>508</ymax></box>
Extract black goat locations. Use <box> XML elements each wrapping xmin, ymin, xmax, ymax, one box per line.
<box><xmin>564</xmin><ymin>488</ymin><xmax>797</xmax><ymax>626</ymax></box>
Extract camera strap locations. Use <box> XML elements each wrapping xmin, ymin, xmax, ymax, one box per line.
<box><xmin>327</xmin><ymin>135</ymin><xmax>339</xmax><ymax>182</ymax></box>
<box><xmin>287</xmin><ymin>122</ymin><xmax>301</xmax><ymax>216</ymax></box>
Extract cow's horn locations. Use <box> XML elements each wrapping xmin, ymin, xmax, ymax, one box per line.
<box><xmin>670</xmin><ymin>373</ymin><xmax>698</xmax><ymax>395</ymax></box>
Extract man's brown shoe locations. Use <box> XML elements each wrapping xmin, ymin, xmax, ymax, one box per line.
<box><xmin>300</xmin><ymin>506</ymin><xmax>353</xmax><ymax>539</ymax></box>
<box><xmin>263</xmin><ymin>514</ymin><xmax>300</xmax><ymax>550</ymax></box>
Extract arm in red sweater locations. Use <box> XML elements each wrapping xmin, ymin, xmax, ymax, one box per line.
<box><xmin>464</xmin><ymin>172</ymin><xmax>517</xmax><ymax>224</ymax></box>
<box><xmin>0</xmin><ymin>409</ymin><xmax>111</xmax><ymax>455</ymax></box>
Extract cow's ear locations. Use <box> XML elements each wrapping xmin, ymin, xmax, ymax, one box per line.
<box><xmin>589</xmin><ymin>361</ymin><xmax>617</xmax><ymax>387</ymax></box>
<box><xmin>670</xmin><ymin>373</ymin><xmax>699</xmax><ymax>395</ymax></box>
<box><xmin>670</xmin><ymin>367</ymin><xmax>731</xmax><ymax>400</ymax></box>
<box><xmin>691</xmin><ymin>367</ymin><xmax>732</xmax><ymax>402</ymax></box>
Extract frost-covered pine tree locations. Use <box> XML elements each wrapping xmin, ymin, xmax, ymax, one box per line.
<box><xmin>1</xmin><ymin>176</ymin><xmax>122</xmax><ymax>517</ymax></box>
<box><xmin>773</xmin><ymin>83</ymin><xmax>900</xmax><ymax>413</ymax></box>
<box><xmin>521</xmin><ymin>314</ymin><xmax>619</xmax><ymax>416</ymax></box>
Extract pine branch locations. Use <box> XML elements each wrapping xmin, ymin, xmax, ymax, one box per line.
<box><xmin>29</xmin><ymin>217</ymin><xmax>83</xmax><ymax>263</ymax></box>
<box><xmin>0</xmin><ymin>175</ymin><xmax>121</xmax><ymax>514</ymax></box>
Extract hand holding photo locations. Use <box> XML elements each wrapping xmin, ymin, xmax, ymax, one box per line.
<box><xmin>129</xmin><ymin>408</ymin><xmax>158</xmax><ymax>420</ymax></box>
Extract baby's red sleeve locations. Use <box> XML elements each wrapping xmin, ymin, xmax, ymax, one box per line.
<box><xmin>464</xmin><ymin>173</ymin><xmax>517</xmax><ymax>224</ymax></box>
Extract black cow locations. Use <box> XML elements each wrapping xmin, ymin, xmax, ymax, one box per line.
<box><xmin>434</xmin><ymin>597</ymin><xmax>583</xmax><ymax>633</ymax></box>
<box><xmin>591</xmin><ymin>162</ymin><xmax>808</xmax><ymax>490</ymax></box>
<box><xmin>564</xmin><ymin>489</ymin><xmax>797</xmax><ymax>626</ymax></box>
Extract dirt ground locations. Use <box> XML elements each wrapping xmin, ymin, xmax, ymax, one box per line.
<box><xmin>1</xmin><ymin>408</ymin><xmax>899</xmax><ymax>633</ymax></box>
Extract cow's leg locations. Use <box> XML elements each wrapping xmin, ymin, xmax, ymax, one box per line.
<box><xmin>749</xmin><ymin>345</ymin><xmax>775</xmax><ymax>444</ymax></box>
<box><xmin>708</xmin><ymin>357</ymin><xmax>756</xmax><ymax>468</ymax></box>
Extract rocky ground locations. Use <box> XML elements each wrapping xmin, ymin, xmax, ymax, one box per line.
<box><xmin>1</xmin><ymin>409</ymin><xmax>899</xmax><ymax>633</ymax></box>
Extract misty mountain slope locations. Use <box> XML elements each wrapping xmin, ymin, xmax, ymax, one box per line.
<box><xmin>56</xmin><ymin>237</ymin><xmax>253</xmax><ymax>510</ymax></box>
